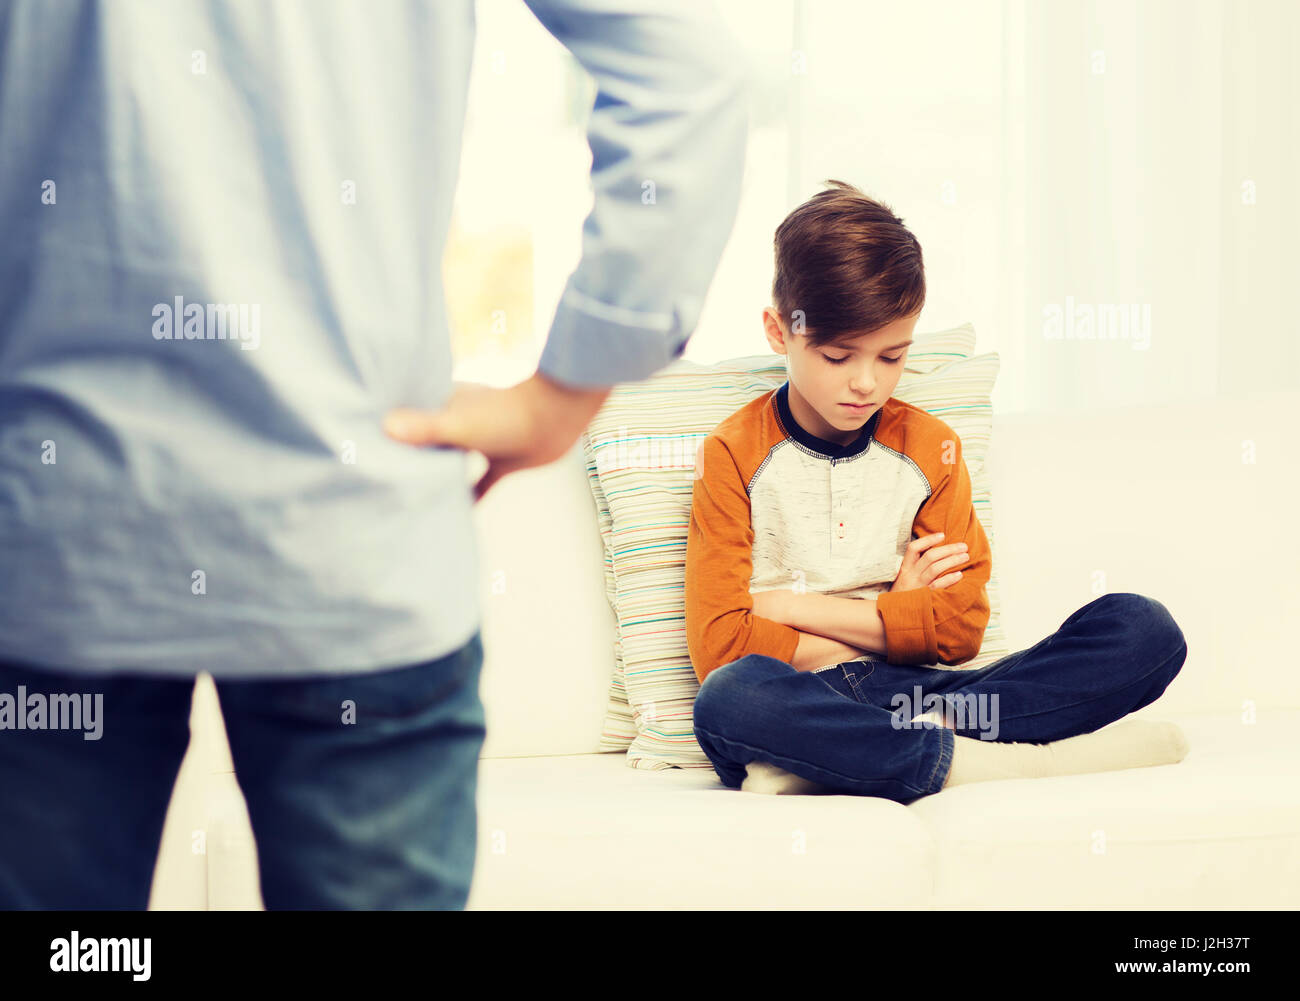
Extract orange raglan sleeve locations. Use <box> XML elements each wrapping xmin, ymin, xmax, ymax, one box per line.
<box><xmin>873</xmin><ymin>426</ymin><xmax>992</xmax><ymax>666</ymax></box>
<box><xmin>684</xmin><ymin>432</ymin><xmax>801</xmax><ymax>685</ymax></box>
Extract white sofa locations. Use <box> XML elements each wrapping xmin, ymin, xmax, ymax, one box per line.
<box><xmin>147</xmin><ymin>388</ymin><xmax>1300</xmax><ymax>910</ymax></box>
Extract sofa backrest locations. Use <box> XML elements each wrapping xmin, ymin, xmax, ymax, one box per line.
<box><xmin>987</xmin><ymin>389</ymin><xmax>1299</xmax><ymax>721</ymax></box>
<box><xmin>473</xmin><ymin>438</ymin><xmax>618</xmax><ymax>758</ymax></box>
<box><xmin>473</xmin><ymin>390</ymin><xmax>1300</xmax><ymax>758</ymax></box>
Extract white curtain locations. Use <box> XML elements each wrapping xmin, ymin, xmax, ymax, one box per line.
<box><xmin>1007</xmin><ymin>0</ymin><xmax>1299</xmax><ymax>413</ymax></box>
<box><xmin>687</xmin><ymin>0</ymin><xmax>1299</xmax><ymax>416</ymax></box>
<box><xmin>455</xmin><ymin>1</ymin><xmax>1298</xmax><ymax>415</ymax></box>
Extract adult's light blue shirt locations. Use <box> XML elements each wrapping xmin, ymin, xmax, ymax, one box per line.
<box><xmin>0</xmin><ymin>0</ymin><xmax>749</xmax><ymax>678</ymax></box>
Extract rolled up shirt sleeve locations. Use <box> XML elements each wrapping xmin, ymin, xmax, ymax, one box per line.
<box><xmin>522</xmin><ymin>0</ymin><xmax>751</xmax><ymax>389</ymax></box>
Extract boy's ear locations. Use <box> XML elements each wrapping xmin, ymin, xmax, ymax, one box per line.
<box><xmin>762</xmin><ymin>307</ymin><xmax>789</xmax><ymax>355</ymax></box>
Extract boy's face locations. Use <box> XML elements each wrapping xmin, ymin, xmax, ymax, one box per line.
<box><xmin>762</xmin><ymin>307</ymin><xmax>918</xmax><ymax>447</ymax></box>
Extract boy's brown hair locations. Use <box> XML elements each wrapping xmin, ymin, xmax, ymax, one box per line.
<box><xmin>771</xmin><ymin>179</ymin><xmax>925</xmax><ymax>349</ymax></box>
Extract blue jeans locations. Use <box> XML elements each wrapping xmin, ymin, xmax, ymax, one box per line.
<box><xmin>693</xmin><ymin>593</ymin><xmax>1187</xmax><ymax>804</ymax></box>
<box><xmin>0</xmin><ymin>630</ymin><xmax>485</xmax><ymax>910</ymax></box>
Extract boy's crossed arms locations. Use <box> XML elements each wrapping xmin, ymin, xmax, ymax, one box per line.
<box><xmin>748</xmin><ymin>533</ymin><xmax>971</xmax><ymax>673</ymax></box>
<box><xmin>684</xmin><ymin>429</ymin><xmax>992</xmax><ymax>685</ymax></box>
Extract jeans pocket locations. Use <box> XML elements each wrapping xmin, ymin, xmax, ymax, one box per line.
<box><xmin>811</xmin><ymin>663</ymin><xmax>855</xmax><ymax>701</ymax></box>
<box><xmin>845</xmin><ymin>661</ymin><xmax>884</xmax><ymax>704</ymax></box>
<box><xmin>843</xmin><ymin>666</ymin><xmax>875</xmax><ymax>705</ymax></box>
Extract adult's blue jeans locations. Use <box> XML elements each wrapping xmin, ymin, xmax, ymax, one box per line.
<box><xmin>692</xmin><ymin>593</ymin><xmax>1187</xmax><ymax>805</ymax></box>
<box><xmin>0</xmin><ymin>630</ymin><xmax>486</xmax><ymax>910</ymax></box>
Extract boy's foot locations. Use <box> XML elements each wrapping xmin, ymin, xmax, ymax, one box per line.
<box><xmin>910</xmin><ymin>708</ymin><xmax>951</xmax><ymax>729</ymax></box>
<box><xmin>741</xmin><ymin>759</ymin><xmax>835</xmax><ymax>795</ymax></box>
<box><xmin>942</xmin><ymin>719</ymin><xmax>1190</xmax><ymax>788</ymax></box>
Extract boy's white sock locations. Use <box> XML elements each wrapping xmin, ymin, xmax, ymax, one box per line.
<box><xmin>942</xmin><ymin>719</ymin><xmax>1190</xmax><ymax>788</ymax></box>
<box><xmin>740</xmin><ymin>720</ymin><xmax>1190</xmax><ymax>794</ymax></box>
<box><xmin>910</xmin><ymin>709</ymin><xmax>948</xmax><ymax>728</ymax></box>
<box><xmin>741</xmin><ymin>759</ymin><xmax>835</xmax><ymax>795</ymax></box>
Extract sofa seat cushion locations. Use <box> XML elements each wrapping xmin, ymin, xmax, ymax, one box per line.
<box><xmin>901</xmin><ymin>709</ymin><xmax>1300</xmax><ymax>908</ymax></box>
<box><xmin>467</xmin><ymin>710</ymin><xmax>1300</xmax><ymax>910</ymax></box>
<box><xmin>466</xmin><ymin>751</ymin><xmax>937</xmax><ymax>909</ymax></box>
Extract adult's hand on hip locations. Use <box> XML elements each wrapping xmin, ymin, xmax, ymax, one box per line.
<box><xmin>383</xmin><ymin>371</ymin><xmax>611</xmax><ymax>504</ymax></box>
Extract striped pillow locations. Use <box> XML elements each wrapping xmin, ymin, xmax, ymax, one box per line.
<box><xmin>583</xmin><ymin>325</ymin><xmax>1004</xmax><ymax>768</ymax></box>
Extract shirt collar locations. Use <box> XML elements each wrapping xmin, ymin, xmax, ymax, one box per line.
<box><xmin>772</xmin><ymin>380</ymin><xmax>881</xmax><ymax>460</ymax></box>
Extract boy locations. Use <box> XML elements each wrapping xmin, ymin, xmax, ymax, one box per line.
<box><xmin>685</xmin><ymin>180</ymin><xmax>1189</xmax><ymax>802</ymax></box>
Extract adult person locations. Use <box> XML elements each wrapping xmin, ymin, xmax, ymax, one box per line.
<box><xmin>0</xmin><ymin>0</ymin><xmax>749</xmax><ymax>910</ymax></box>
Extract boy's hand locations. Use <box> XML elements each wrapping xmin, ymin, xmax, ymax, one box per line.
<box><xmin>889</xmin><ymin>532</ymin><xmax>968</xmax><ymax>593</ymax></box>
<box><xmin>751</xmin><ymin>588</ymin><xmax>796</xmax><ymax>626</ymax></box>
